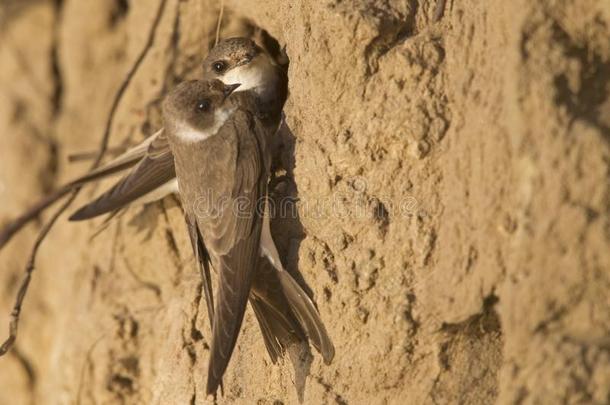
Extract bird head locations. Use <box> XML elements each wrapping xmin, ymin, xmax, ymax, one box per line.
<box><xmin>203</xmin><ymin>37</ymin><xmax>277</xmax><ymax>93</ymax></box>
<box><xmin>162</xmin><ymin>79</ymin><xmax>240</xmax><ymax>142</ymax></box>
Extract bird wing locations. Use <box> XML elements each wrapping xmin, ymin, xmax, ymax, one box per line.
<box><xmin>249</xmin><ymin>258</ymin><xmax>308</xmax><ymax>363</ymax></box>
<box><xmin>275</xmin><ymin>270</ymin><xmax>335</xmax><ymax>364</ymax></box>
<box><xmin>200</xmin><ymin>110</ymin><xmax>269</xmax><ymax>395</ymax></box>
<box><xmin>69</xmin><ymin>130</ymin><xmax>175</xmax><ymax>221</ymax></box>
<box><xmin>186</xmin><ymin>213</ymin><xmax>216</xmax><ymax>332</ymax></box>
<box><xmin>69</xmin><ymin>129</ymin><xmax>163</xmax><ymax>186</ymax></box>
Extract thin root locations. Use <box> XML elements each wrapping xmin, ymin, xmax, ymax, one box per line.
<box><xmin>215</xmin><ymin>0</ymin><xmax>225</xmax><ymax>46</ymax></box>
<box><xmin>0</xmin><ymin>0</ymin><xmax>169</xmax><ymax>356</ymax></box>
<box><xmin>0</xmin><ymin>191</ymin><xmax>78</xmax><ymax>355</ymax></box>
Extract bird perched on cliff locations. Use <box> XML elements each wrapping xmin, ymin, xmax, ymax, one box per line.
<box><xmin>71</xmin><ymin>38</ymin><xmax>334</xmax><ymax>378</ymax></box>
<box><xmin>162</xmin><ymin>79</ymin><xmax>333</xmax><ymax>395</ymax></box>
<box><xmin>0</xmin><ymin>38</ymin><xmax>334</xmax><ymax>390</ymax></box>
<box><xmin>69</xmin><ymin>37</ymin><xmax>287</xmax><ymax>220</ymax></box>
<box><xmin>67</xmin><ymin>38</ymin><xmax>333</xmax><ymax>393</ymax></box>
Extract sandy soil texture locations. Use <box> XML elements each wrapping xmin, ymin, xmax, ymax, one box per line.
<box><xmin>0</xmin><ymin>0</ymin><xmax>609</xmax><ymax>404</ymax></box>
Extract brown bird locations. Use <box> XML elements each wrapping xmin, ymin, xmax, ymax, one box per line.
<box><xmin>69</xmin><ymin>37</ymin><xmax>287</xmax><ymax>220</ymax></box>
<box><xmin>66</xmin><ymin>39</ymin><xmax>333</xmax><ymax>392</ymax></box>
<box><xmin>162</xmin><ymin>79</ymin><xmax>333</xmax><ymax>395</ymax></box>
<box><xmin>0</xmin><ymin>40</ymin><xmax>334</xmax><ymax>390</ymax></box>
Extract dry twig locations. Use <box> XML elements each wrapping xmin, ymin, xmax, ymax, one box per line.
<box><xmin>0</xmin><ymin>0</ymin><xmax>169</xmax><ymax>356</ymax></box>
<box><xmin>215</xmin><ymin>0</ymin><xmax>225</xmax><ymax>46</ymax></box>
<box><xmin>67</xmin><ymin>145</ymin><xmax>128</xmax><ymax>162</ymax></box>
<box><xmin>0</xmin><ymin>185</ymin><xmax>73</xmax><ymax>250</ymax></box>
<box><xmin>0</xmin><ymin>194</ymin><xmax>77</xmax><ymax>355</ymax></box>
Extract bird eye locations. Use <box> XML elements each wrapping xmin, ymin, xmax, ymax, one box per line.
<box><xmin>197</xmin><ymin>99</ymin><xmax>211</xmax><ymax>112</ymax></box>
<box><xmin>212</xmin><ymin>61</ymin><xmax>226</xmax><ymax>73</ymax></box>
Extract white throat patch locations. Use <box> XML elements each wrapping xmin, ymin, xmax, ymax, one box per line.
<box><xmin>176</xmin><ymin>108</ymin><xmax>235</xmax><ymax>142</ymax></box>
<box><xmin>221</xmin><ymin>54</ymin><xmax>274</xmax><ymax>93</ymax></box>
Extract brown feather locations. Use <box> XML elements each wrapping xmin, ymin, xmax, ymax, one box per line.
<box><xmin>172</xmin><ymin>105</ymin><xmax>270</xmax><ymax>395</ymax></box>
<box><xmin>69</xmin><ymin>130</ymin><xmax>162</xmax><ymax>186</ymax></box>
<box><xmin>69</xmin><ymin>132</ymin><xmax>174</xmax><ymax>221</ymax></box>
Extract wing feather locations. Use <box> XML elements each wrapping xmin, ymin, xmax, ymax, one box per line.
<box><xmin>69</xmin><ymin>129</ymin><xmax>163</xmax><ymax>186</ymax></box>
<box><xmin>198</xmin><ymin>110</ymin><xmax>269</xmax><ymax>395</ymax></box>
<box><xmin>186</xmin><ymin>214</ymin><xmax>215</xmax><ymax>329</ymax></box>
<box><xmin>70</xmin><ymin>131</ymin><xmax>175</xmax><ymax>221</ymax></box>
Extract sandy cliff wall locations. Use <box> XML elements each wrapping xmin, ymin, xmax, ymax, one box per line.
<box><xmin>1</xmin><ymin>0</ymin><xmax>609</xmax><ymax>404</ymax></box>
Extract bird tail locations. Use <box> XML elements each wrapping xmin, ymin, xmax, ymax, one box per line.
<box><xmin>249</xmin><ymin>260</ymin><xmax>307</xmax><ymax>362</ymax></box>
<box><xmin>251</xmin><ymin>254</ymin><xmax>335</xmax><ymax>365</ymax></box>
<box><xmin>276</xmin><ymin>270</ymin><xmax>335</xmax><ymax>364</ymax></box>
<box><xmin>249</xmin><ymin>295</ymin><xmax>305</xmax><ymax>363</ymax></box>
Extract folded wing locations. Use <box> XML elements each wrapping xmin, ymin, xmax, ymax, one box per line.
<box><xmin>194</xmin><ymin>111</ymin><xmax>269</xmax><ymax>395</ymax></box>
<box><xmin>70</xmin><ymin>130</ymin><xmax>175</xmax><ymax>221</ymax></box>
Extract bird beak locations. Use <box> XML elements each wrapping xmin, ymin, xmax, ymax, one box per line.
<box><xmin>223</xmin><ymin>83</ymin><xmax>241</xmax><ymax>100</ymax></box>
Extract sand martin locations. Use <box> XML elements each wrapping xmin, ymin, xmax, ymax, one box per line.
<box><xmin>162</xmin><ymin>79</ymin><xmax>333</xmax><ymax>395</ymax></box>
<box><xmin>69</xmin><ymin>37</ymin><xmax>287</xmax><ymax>220</ymax></box>
<box><xmin>0</xmin><ymin>39</ymin><xmax>333</xmax><ymax>388</ymax></box>
<box><xmin>68</xmin><ymin>38</ymin><xmax>332</xmax><ymax>392</ymax></box>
